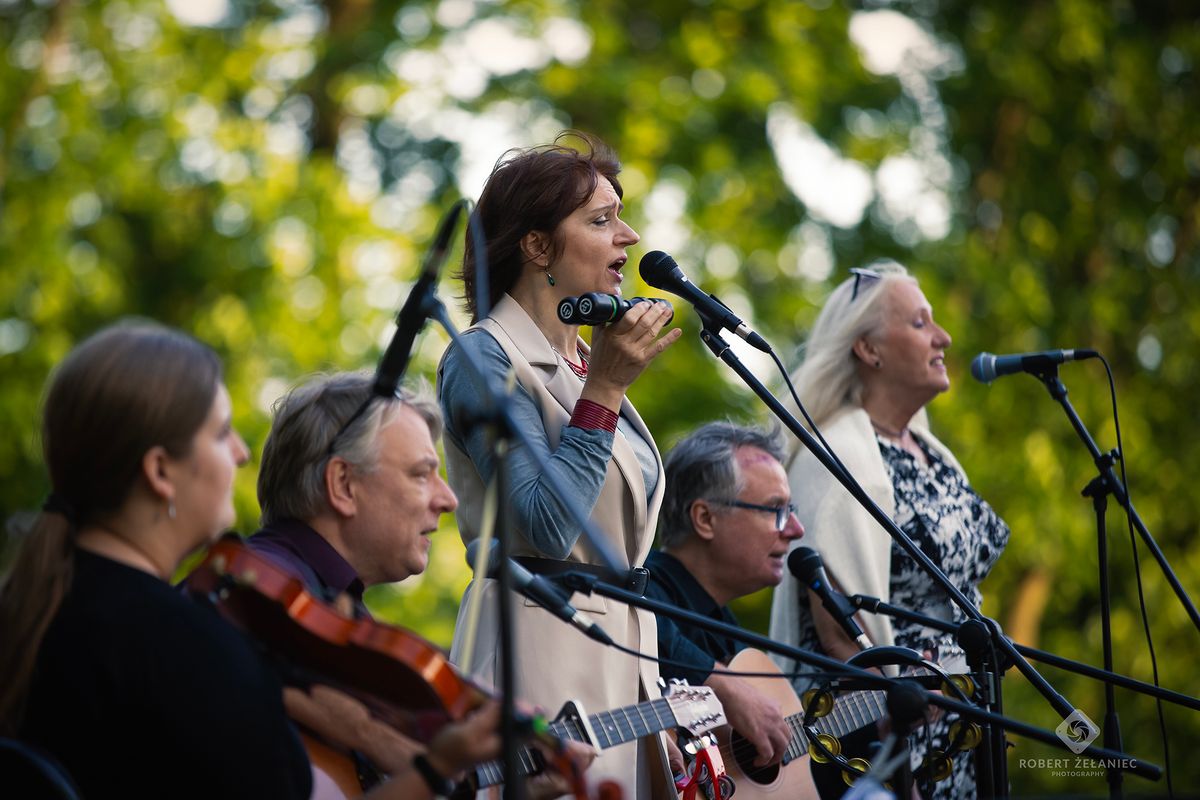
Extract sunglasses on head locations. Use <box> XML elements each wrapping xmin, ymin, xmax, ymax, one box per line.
<box><xmin>849</xmin><ymin>267</ymin><xmax>883</xmax><ymax>302</ymax></box>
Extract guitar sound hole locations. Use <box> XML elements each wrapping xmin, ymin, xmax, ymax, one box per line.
<box><xmin>729</xmin><ymin>731</ymin><xmax>780</xmax><ymax>784</ymax></box>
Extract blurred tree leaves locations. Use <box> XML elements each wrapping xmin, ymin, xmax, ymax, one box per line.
<box><xmin>2</xmin><ymin>0</ymin><xmax>1198</xmax><ymax>792</ymax></box>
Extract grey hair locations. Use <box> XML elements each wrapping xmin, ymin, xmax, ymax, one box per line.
<box><xmin>787</xmin><ymin>260</ymin><xmax>920</xmax><ymax>432</ymax></box>
<box><xmin>658</xmin><ymin>421</ymin><xmax>786</xmax><ymax>549</ymax></box>
<box><xmin>257</xmin><ymin>372</ymin><xmax>442</xmax><ymax>526</ymax></box>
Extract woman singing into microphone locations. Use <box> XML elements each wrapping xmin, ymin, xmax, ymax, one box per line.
<box><xmin>438</xmin><ymin>131</ymin><xmax>680</xmax><ymax>797</ymax></box>
<box><xmin>769</xmin><ymin>263</ymin><xmax>1010</xmax><ymax>799</ymax></box>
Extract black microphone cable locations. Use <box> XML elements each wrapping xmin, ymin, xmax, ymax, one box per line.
<box><xmin>325</xmin><ymin>199</ymin><xmax>467</xmax><ymax>456</ymax></box>
<box><xmin>1098</xmin><ymin>352</ymin><xmax>1173</xmax><ymax>796</ymax></box>
<box><xmin>467</xmin><ymin>200</ymin><xmax>490</xmax><ymax>322</ymax></box>
<box><xmin>767</xmin><ymin>347</ymin><xmax>860</xmax><ymax>492</ymax></box>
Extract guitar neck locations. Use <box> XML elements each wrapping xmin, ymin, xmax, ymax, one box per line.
<box><xmin>783</xmin><ymin>689</ymin><xmax>889</xmax><ymax>753</ymax></box>
<box><xmin>823</xmin><ymin>689</ymin><xmax>888</xmax><ymax>738</ymax></box>
<box><xmin>469</xmin><ymin>697</ymin><xmax>681</xmax><ymax>789</ymax></box>
<box><xmin>583</xmin><ymin>696</ymin><xmax>681</xmax><ymax>748</ymax></box>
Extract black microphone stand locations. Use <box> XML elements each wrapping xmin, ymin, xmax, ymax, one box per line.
<box><xmin>424</xmin><ymin>303</ymin><xmax>635</xmax><ymax>799</ymax></box>
<box><xmin>399</xmin><ymin>206</ymin><xmax>629</xmax><ymax>798</ymax></box>
<box><xmin>687</xmin><ymin>318</ymin><xmax>1160</xmax><ymax>797</ymax></box>
<box><xmin>848</xmin><ymin>594</ymin><xmax>1200</xmax><ymax>713</ymax></box>
<box><xmin>956</xmin><ymin>617</ymin><xmax>1006</xmax><ymax>796</ymax></box>
<box><xmin>553</xmin><ymin>571</ymin><xmax>1163</xmax><ymax>785</ymax></box>
<box><xmin>1031</xmin><ymin>365</ymin><xmax>1200</xmax><ymax>632</ymax></box>
<box><xmin>1028</xmin><ymin>362</ymin><xmax>1199</xmax><ymax>798</ymax></box>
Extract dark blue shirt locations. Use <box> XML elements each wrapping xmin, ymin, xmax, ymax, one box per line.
<box><xmin>645</xmin><ymin>550</ymin><xmax>745</xmax><ymax>686</ymax></box>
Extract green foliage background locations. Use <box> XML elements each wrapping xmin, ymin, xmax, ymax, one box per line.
<box><xmin>2</xmin><ymin>0</ymin><xmax>1197</xmax><ymax>794</ymax></box>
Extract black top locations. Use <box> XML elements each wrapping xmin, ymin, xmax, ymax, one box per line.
<box><xmin>645</xmin><ymin>550</ymin><xmax>745</xmax><ymax>686</ymax></box>
<box><xmin>19</xmin><ymin>549</ymin><xmax>312</xmax><ymax>800</ymax></box>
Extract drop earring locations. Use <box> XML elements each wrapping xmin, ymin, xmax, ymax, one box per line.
<box><xmin>167</xmin><ymin>500</ymin><xmax>176</xmax><ymax>520</ymax></box>
<box><xmin>545</xmin><ymin>271</ymin><xmax>555</xmax><ymax>287</ymax></box>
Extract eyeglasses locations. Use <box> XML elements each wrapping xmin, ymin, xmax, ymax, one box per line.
<box><xmin>712</xmin><ymin>499</ymin><xmax>798</xmax><ymax>531</ymax></box>
<box><xmin>849</xmin><ymin>267</ymin><xmax>882</xmax><ymax>302</ymax></box>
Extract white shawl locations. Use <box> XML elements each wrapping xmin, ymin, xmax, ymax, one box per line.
<box><xmin>768</xmin><ymin>406</ymin><xmax>963</xmax><ymax>676</ymax></box>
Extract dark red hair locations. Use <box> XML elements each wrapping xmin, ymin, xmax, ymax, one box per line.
<box><xmin>460</xmin><ymin>131</ymin><xmax>623</xmax><ymax>322</ymax></box>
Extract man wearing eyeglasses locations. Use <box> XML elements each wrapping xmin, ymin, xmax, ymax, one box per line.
<box><xmin>647</xmin><ymin>421</ymin><xmax>805</xmax><ymax>771</ymax></box>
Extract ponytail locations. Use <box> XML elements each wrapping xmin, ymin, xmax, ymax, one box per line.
<box><xmin>0</xmin><ymin>321</ymin><xmax>221</xmax><ymax>735</ymax></box>
<box><xmin>0</xmin><ymin>506</ymin><xmax>76</xmax><ymax>734</ymax></box>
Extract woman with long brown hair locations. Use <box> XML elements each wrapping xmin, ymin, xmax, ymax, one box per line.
<box><xmin>0</xmin><ymin>322</ymin><xmax>305</xmax><ymax>797</ymax></box>
<box><xmin>0</xmin><ymin>323</ymin><xmax>515</xmax><ymax>799</ymax></box>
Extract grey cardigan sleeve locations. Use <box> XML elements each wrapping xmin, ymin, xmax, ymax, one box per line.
<box><xmin>438</xmin><ymin>331</ymin><xmax>615</xmax><ymax>559</ymax></box>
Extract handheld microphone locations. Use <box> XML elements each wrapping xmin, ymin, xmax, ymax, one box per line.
<box><xmin>788</xmin><ymin>546</ymin><xmax>872</xmax><ymax>650</ymax></box>
<box><xmin>373</xmin><ymin>200</ymin><xmax>466</xmax><ymax>398</ymax></box>
<box><xmin>465</xmin><ymin>540</ymin><xmax>614</xmax><ymax>646</ymax></box>
<box><xmin>556</xmin><ymin>293</ymin><xmax>674</xmax><ymax>326</ymax></box>
<box><xmin>638</xmin><ymin>250</ymin><xmax>771</xmax><ymax>353</ymax></box>
<box><xmin>970</xmin><ymin>348</ymin><xmax>1099</xmax><ymax>384</ymax></box>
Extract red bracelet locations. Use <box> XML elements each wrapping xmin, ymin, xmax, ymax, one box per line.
<box><xmin>570</xmin><ymin>399</ymin><xmax>619</xmax><ymax>433</ymax></box>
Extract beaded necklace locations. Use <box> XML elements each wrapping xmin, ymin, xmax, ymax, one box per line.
<box><xmin>554</xmin><ymin>348</ymin><xmax>589</xmax><ymax>380</ymax></box>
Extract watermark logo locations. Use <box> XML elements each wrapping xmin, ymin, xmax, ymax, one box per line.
<box><xmin>1055</xmin><ymin>708</ymin><xmax>1100</xmax><ymax>754</ymax></box>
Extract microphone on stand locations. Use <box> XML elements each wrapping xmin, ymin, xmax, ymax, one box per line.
<box><xmin>970</xmin><ymin>348</ymin><xmax>1099</xmax><ymax>384</ymax></box>
<box><xmin>372</xmin><ymin>200</ymin><xmax>467</xmax><ymax>398</ymax></box>
<box><xmin>638</xmin><ymin>250</ymin><xmax>771</xmax><ymax>353</ymax></box>
<box><xmin>788</xmin><ymin>546</ymin><xmax>872</xmax><ymax>650</ymax></box>
<box><xmin>556</xmin><ymin>293</ymin><xmax>673</xmax><ymax>325</ymax></box>
<box><xmin>465</xmin><ymin>540</ymin><xmax>614</xmax><ymax>646</ymax></box>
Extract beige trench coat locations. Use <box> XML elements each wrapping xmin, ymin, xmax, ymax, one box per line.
<box><xmin>440</xmin><ymin>295</ymin><xmax>673</xmax><ymax>798</ymax></box>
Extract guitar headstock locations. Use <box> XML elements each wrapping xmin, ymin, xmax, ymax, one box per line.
<box><xmin>664</xmin><ymin>679</ymin><xmax>727</xmax><ymax>736</ymax></box>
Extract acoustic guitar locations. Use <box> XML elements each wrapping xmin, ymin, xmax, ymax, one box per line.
<box><xmin>304</xmin><ymin>682</ymin><xmax>726</xmax><ymax>798</ymax></box>
<box><xmin>465</xmin><ymin>681</ymin><xmax>725</xmax><ymax>791</ymax></box>
<box><xmin>692</xmin><ymin>648</ymin><xmax>897</xmax><ymax>800</ymax></box>
<box><xmin>189</xmin><ymin>537</ymin><xmax>728</xmax><ymax>798</ymax></box>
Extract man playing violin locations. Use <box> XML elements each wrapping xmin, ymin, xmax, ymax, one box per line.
<box><xmin>252</xmin><ymin>374</ymin><xmax>454</xmax><ymax>614</ymax></box>
<box><xmin>250</xmin><ymin>372</ymin><xmax>590</xmax><ymax>797</ymax></box>
<box><xmin>648</xmin><ymin>423</ymin><xmax>805</xmax><ymax>775</ymax></box>
<box><xmin>1</xmin><ymin>325</ymin><xmax>516</xmax><ymax>800</ymax></box>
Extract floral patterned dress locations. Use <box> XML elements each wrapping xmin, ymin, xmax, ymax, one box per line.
<box><xmin>880</xmin><ymin>435</ymin><xmax>1011</xmax><ymax>800</ymax></box>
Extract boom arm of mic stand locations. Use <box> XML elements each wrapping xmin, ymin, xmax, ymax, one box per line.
<box><xmin>1032</xmin><ymin>364</ymin><xmax>1200</xmax><ymax>633</ymax></box>
<box><xmin>564</xmin><ymin>572</ymin><xmax>1161</xmax><ymax>783</ymax></box>
<box><xmin>849</xmin><ymin>595</ymin><xmax>1200</xmax><ymax>712</ymax></box>
<box><xmin>694</xmin><ymin>324</ymin><xmax>1077</xmax><ymax>722</ymax></box>
<box><xmin>427</xmin><ymin>301</ymin><xmax>628</xmax><ymax>800</ymax></box>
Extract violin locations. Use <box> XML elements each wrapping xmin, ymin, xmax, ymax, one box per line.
<box><xmin>186</xmin><ymin>536</ymin><xmax>719</xmax><ymax>799</ymax></box>
<box><xmin>186</xmin><ymin>535</ymin><xmax>491</xmax><ymax>742</ymax></box>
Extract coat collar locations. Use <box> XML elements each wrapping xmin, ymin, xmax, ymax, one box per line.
<box><xmin>486</xmin><ymin>294</ymin><xmax>561</xmax><ymax>368</ymax></box>
<box><xmin>484</xmin><ymin>294</ymin><xmax>663</xmax><ymax>551</ymax></box>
